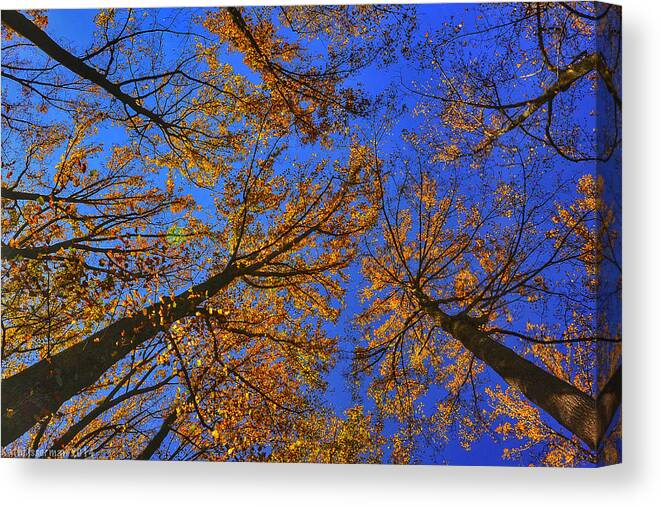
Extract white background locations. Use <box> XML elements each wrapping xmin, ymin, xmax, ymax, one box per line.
<box><xmin>0</xmin><ymin>0</ymin><xmax>659</xmax><ymax>505</ymax></box>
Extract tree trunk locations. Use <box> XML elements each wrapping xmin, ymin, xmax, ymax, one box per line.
<box><xmin>2</xmin><ymin>196</ymin><xmax>325</xmax><ymax>447</ymax></box>
<box><xmin>422</xmin><ymin>302</ymin><xmax>621</xmax><ymax>450</ymax></box>
<box><xmin>1</xmin><ymin>265</ymin><xmax>238</xmax><ymax>447</ymax></box>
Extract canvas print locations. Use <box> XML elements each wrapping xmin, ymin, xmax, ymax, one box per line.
<box><xmin>0</xmin><ymin>2</ymin><xmax>621</xmax><ymax>466</ymax></box>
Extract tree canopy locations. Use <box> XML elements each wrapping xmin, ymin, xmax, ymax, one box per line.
<box><xmin>1</xmin><ymin>3</ymin><xmax>620</xmax><ymax>466</ymax></box>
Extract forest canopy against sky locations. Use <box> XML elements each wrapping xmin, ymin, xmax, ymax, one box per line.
<box><xmin>0</xmin><ymin>2</ymin><xmax>621</xmax><ymax>466</ymax></box>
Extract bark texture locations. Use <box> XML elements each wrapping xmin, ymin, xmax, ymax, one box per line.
<box><xmin>422</xmin><ymin>301</ymin><xmax>621</xmax><ymax>450</ymax></box>
<box><xmin>1</xmin><ymin>266</ymin><xmax>238</xmax><ymax>447</ymax></box>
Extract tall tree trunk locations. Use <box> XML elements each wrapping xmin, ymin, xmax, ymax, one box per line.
<box><xmin>421</xmin><ymin>300</ymin><xmax>621</xmax><ymax>450</ymax></box>
<box><xmin>1</xmin><ymin>265</ymin><xmax>239</xmax><ymax>447</ymax></box>
<box><xmin>2</xmin><ymin>221</ymin><xmax>323</xmax><ymax>446</ymax></box>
